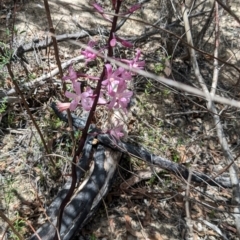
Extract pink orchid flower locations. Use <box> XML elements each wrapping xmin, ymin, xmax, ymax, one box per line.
<box><xmin>81</xmin><ymin>87</ymin><xmax>95</xmax><ymax>111</ymax></box>
<box><xmin>62</xmin><ymin>65</ymin><xmax>80</xmax><ymax>83</ymax></box>
<box><xmin>63</xmin><ymin>65</ymin><xmax>99</xmax><ymax>84</ymax></box>
<box><xmin>65</xmin><ymin>82</ymin><xmax>82</xmax><ymax>111</ymax></box>
<box><xmin>81</xmin><ymin>87</ymin><xmax>107</xmax><ymax>111</ymax></box>
<box><xmin>110</xmin><ymin>34</ymin><xmax>117</xmax><ymax>47</ymax></box>
<box><xmin>121</xmin><ymin>49</ymin><xmax>145</xmax><ymax>75</ymax></box>
<box><xmin>102</xmin><ymin>64</ymin><xmax>131</xmax><ymax>94</ymax></box>
<box><xmin>115</xmin><ymin>35</ymin><xmax>133</xmax><ymax>48</ymax></box>
<box><xmin>109</xmin><ymin>124</ymin><xmax>125</xmax><ymax>139</ymax></box>
<box><xmin>110</xmin><ymin>33</ymin><xmax>133</xmax><ymax>48</ymax></box>
<box><xmin>108</xmin><ymin>84</ymin><xmax>133</xmax><ymax>112</ymax></box>
<box><xmin>81</xmin><ymin>40</ymin><xmax>98</xmax><ymax>65</ymax></box>
<box><xmin>126</xmin><ymin>4</ymin><xmax>141</xmax><ymax>14</ymax></box>
<box><xmin>102</xmin><ymin>64</ymin><xmax>123</xmax><ymax>93</ymax></box>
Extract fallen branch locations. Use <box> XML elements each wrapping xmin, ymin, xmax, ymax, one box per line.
<box><xmin>52</xmin><ymin>102</ymin><xmax>236</xmax><ymax>189</ymax></box>
<box><xmin>29</xmin><ymin>141</ymin><xmax>122</xmax><ymax>240</ymax></box>
<box><xmin>0</xmin><ymin>56</ymin><xmax>84</xmax><ymax>103</ymax></box>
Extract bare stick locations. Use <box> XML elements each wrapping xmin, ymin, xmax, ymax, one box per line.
<box><xmin>211</xmin><ymin>1</ymin><xmax>220</xmax><ymax>97</ymax></box>
<box><xmin>1</xmin><ymin>56</ymin><xmax>84</xmax><ymax>102</ymax></box>
<box><xmin>184</xmin><ymin>158</ymin><xmax>198</xmax><ymax>239</ymax></box>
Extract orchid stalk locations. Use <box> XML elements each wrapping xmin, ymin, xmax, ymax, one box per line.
<box><xmin>58</xmin><ymin>0</ymin><xmax>144</xmax><ymax>139</ymax></box>
<box><xmin>55</xmin><ymin>1</ymin><xmax>144</xmax><ymax>237</ymax></box>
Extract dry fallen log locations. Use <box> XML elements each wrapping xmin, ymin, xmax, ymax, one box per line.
<box><xmin>29</xmin><ymin>142</ymin><xmax>122</xmax><ymax>240</ymax></box>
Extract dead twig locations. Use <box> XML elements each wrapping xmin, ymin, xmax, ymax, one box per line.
<box><xmin>184</xmin><ymin>159</ymin><xmax>198</xmax><ymax>240</ymax></box>
<box><xmin>210</xmin><ymin>1</ymin><xmax>220</xmax><ymax>97</ymax></box>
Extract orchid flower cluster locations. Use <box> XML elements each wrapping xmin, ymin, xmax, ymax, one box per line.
<box><xmin>57</xmin><ymin>1</ymin><xmax>145</xmax><ymax>139</ymax></box>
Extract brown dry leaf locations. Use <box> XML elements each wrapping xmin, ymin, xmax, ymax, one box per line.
<box><xmin>164</xmin><ymin>59</ymin><xmax>172</xmax><ymax>77</ymax></box>
<box><xmin>0</xmin><ymin>15</ymin><xmax>7</xmax><ymax>19</ymax></box>
<box><xmin>128</xmin><ymin>117</ymin><xmax>137</xmax><ymax>132</ymax></box>
<box><xmin>154</xmin><ymin>232</ymin><xmax>164</xmax><ymax>240</ymax></box>
<box><xmin>193</xmin><ymin>233</ymin><xmax>199</xmax><ymax>240</ymax></box>
<box><xmin>217</xmin><ymin>205</ymin><xmax>225</xmax><ymax>211</ymax></box>
<box><xmin>174</xmin><ymin>193</ymin><xmax>184</xmax><ymax>208</ymax></box>
<box><xmin>124</xmin><ymin>214</ymin><xmax>132</xmax><ymax>228</ymax></box>
<box><xmin>108</xmin><ymin>218</ymin><xmax>116</xmax><ymax>233</ymax></box>
<box><xmin>33</xmin><ymin>167</ymin><xmax>42</xmax><ymax>174</ymax></box>
<box><xmin>221</xmin><ymin>188</ymin><xmax>232</xmax><ymax>198</ymax></box>
<box><xmin>191</xmin><ymin>203</ymin><xmax>204</xmax><ymax>219</ymax></box>
<box><xmin>176</xmin><ymin>145</ymin><xmax>187</xmax><ymax>163</ymax></box>
<box><xmin>221</xmin><ymin>223</ymin><xmax>236</xmax><ymax>233</ymax></box>
<box><xmin>155</xmin><ymin>205</ymin><xmax>170</xmax><ymax>219</ymax></box>
<box><xmin>206</xmin><ymin>230</ymin><xmax>219</xmax><ymax>237</ymax></box>
<box><xmin>151</xmin><ymin>197</ymin><xmax>170</xmax><ymax>219</ymax></box>
<box><xmin>143</xmin><ymin>207</ymin><xmax>152</xmax><ymax>227</ymax></box>
<box><xmin>124</xmin><ymin>215</ymin><xmax>143</xmax><ymax>239</ymax></box>
<box><xmin>147</xmin><ymin>230</ymin><xmax>164</xmax><ymax>240</ymax></box>
<box><xmin>208</xmin><ymin>140</ymin><xmax>215</xmax><ymax>150</ymax></box>
<box><xmin>0</xmin><ymin>161</ymin><xmax>7</xmax><ymax>171</ymax></box>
